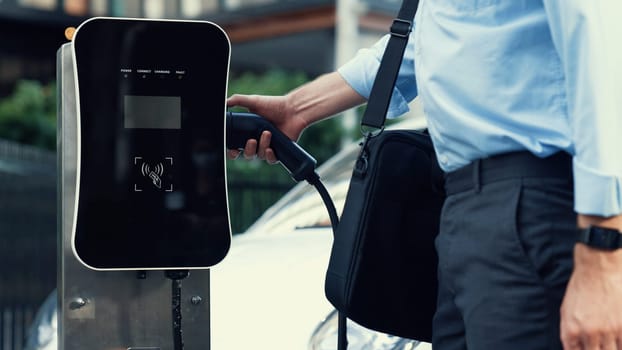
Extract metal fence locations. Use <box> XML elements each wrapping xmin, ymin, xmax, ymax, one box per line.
<box><xmin>228</xmin><ymin>179</ymin><xmax>292</xmax><ymax>233</ymax></box>
<box><xmin>0</xmin><ymin>139</ymin><xmax>56</xmax><ymax>350</ymax></box>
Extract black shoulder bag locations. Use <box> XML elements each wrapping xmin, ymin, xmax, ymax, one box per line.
<box><xmin>324</xmin><ymin>0</ymin><xmax>445</xmax><ymax>343</ymax></box>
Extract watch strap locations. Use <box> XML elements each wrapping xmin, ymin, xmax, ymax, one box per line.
<box><xmin>577</xmin><ymin>226</ymin><xmax>622</xmax><ymax>250</ymax></box>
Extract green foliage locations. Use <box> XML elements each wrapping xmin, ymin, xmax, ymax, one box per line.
<box><xmin>226</xmin><ymin>69</ymin><xmax>312</xmax><ymax>185</ymax></box>
<box><xmin>298</xmin><ymin>116</ymin><xmax>344</xmax><ymax>164</ymax></box>
<box><xmin>229</xmin><ymin>69</ymin><xmax>309</xmax><ymax>97</ymax></box>
<box><xmin>226</xmin><ymin>69</ymin><xmax>347</xmax><ymax>232</ymax></box>
<box><xmin>228</xmin><ymin>69</ymin><xmax>346</xmax><ymax>165</ymax></box>
<box><xmin>0</xmin><ymin>80</ymin><xmax>57</xmax><ymax>150</ymax></box>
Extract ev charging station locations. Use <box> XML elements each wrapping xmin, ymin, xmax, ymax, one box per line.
<box><xmin>58</xmin><ymin>17</ymin><xmax>322</xmax><ymax>350</ymax></box>
<box><xmin>58</xmin><ymin>18</ymin><xmax>232</xmax><ymax>349</ymax></box>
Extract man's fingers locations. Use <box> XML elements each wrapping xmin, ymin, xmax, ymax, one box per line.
<box><xmin>561</xmin><ymin>316</ymin><xmax>584</xmax><ymax>350</ymax></box>
<box><xmin>563</xmin><ymin>342</ymin><xmax>582</xmax><ymax>350</ymax></box>
<box><xmin>257</xmin><ymin>131</ymin><xmax>272</xmax><ymax>160</ymax></box>
<box><xmin>600</xmin><ymin>333</ymin><xmax>618</xmax><ymax>350</ymax></box>
<box><xmin>228</xmin><ymin>130</ymin><xmax>278</xmax><ymax>165</ymax></box>
<box><xmin>581</xmin><ymin>333</ymin><xmax>600</xmax><ymax>350</ymax></box>
<box><xmin>227</xmin><ymin>149</ymin><xmax>241</xmax><ymax>159</ymax></box>
<box><xmin>562</xmin><ymin>328</ymin><xmax>619</xmax><ymax>350</ymax></box>
<box><xmin>561</xmin><ymin>336</ymin><xmax>583</xmax><ymax>350</ymax></box>
<box><xmin>227</xmin><ymin>94</ymin><xmax>253</xmax><ymax>108</ymax></box>
<box><xmin>243</xmin><ymin>139</ymin><xmax>258</xmax><ymax>160</ymax></box>
<box><xmin>265</xmin><ymin>149</ymin><xmax>278</xmax><ymax>164</ymax></box>
<box><xmin>226</xmin><ymin>94</ymin><xmax>242</xmax><ymax>107</ymax></box>
<box><xmin>584</xmin><ymin>333</ymin><xmax>616</xmax><ymax>350</ymax></box>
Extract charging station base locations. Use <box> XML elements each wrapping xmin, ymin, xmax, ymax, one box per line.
<box><xmin>58</xmin><ymin>42</ymin><xmax>212</xmax><ymax>350</ymax></box>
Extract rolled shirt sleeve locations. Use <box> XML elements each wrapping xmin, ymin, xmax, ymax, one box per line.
<box><xmin>543</xmin><ymin>0</ymin><xmax>622</xmax><ymax>216</ymax></box>
<box><xmin>337</xmin><ymin>33</ymin><xmax>418</xmax><ymax>119</ymax></box>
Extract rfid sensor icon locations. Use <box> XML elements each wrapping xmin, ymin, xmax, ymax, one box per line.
<box><xmin>134</xmin><ymin>156</ymin><xmax>174</xmax><ymax>192</ymax></box>
<box><xmin>142</xmin><ymin>162</ymin><xmax>164</xmax><ymax>189</ymax></box>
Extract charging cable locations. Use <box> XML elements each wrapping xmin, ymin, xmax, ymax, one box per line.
<box><xmin>165</xmin><ymin>270</ymin><xmax>190</xmax><ymax>350</ymax></box>
<box><xmin>306</xmin><ymin>175</ymin><xmax>347</xmax><ymax>350</ymax></box>
<box><xmin>227</xmin><ymin>111</ymin><xmax>347</xmax><ymax>350</ymax></box>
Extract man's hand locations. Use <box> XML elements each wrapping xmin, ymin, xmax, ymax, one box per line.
<box><xmin>226</xmin><ymin>72</ymin><xmax>366</xmax><ymax>163</ymax></box>
<box><xmin>560</xmin><ymin>214</ymin><xmax>622</xmax><ymax>349</ymax></box>
<box><xmin>226</xmin><ymin>94</ymin><xmax>302</xmax><ymax>163</ymax></box>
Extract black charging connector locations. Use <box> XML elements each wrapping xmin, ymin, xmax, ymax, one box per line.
<box><xmin>226</xmin><ymin>112</ymin><xmax>319</xmax><ymax>183</ymax></box>
<box><xmin>226</xmin><ymin>111</ymin><xmax>338</xmax><ymax>229</ymax></box>
<box><xmin>165</xmin><ymin>270</ymin><xmax>190</xmax><ymax>350</ymax></box>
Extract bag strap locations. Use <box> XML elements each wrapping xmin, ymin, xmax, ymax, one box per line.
<box><xmin>360</xmin><ymin>0</ymin><xmax>419</xmax><ymax>131</ymax></box>
<box><xmin>337</xmin><ymin>3</ymin><xmax>421</xmax><ymax>350</ymax></box>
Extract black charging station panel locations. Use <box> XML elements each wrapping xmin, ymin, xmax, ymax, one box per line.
<box><xmin>72</xmin><ymin>18</ymin><xmax>231</xmax><ymax>270</ymax></box>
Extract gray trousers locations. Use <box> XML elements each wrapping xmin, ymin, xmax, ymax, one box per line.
<box><xmin>433</xmin><ymin>152</ymin><xmax>576</xmax><ymax>350</ymax></box>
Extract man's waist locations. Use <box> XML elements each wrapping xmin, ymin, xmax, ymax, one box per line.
<box><xmin>444</xmin><ymin>151</ymin><xmax>573</xmax><ymax>195</ymax></box>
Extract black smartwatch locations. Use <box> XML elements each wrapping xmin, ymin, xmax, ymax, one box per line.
<box><xmin>577</xmin><ymin>226</ymin><xmax>622</xmax><ymax>250</ymax></box>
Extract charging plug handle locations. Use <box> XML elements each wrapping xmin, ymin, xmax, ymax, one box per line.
<box><xmin>226</xmin><ymin>112</ymin><xmax>318</xmax><ymax>183</ymax></box>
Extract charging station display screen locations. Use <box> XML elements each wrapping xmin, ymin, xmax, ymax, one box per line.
<box><xmin>72</xmin><ymin>19</ymin><xmax>231</xmax><ymax>270</ymax></box>
<box><xmin>124</xmin><ymin>95</ymin><xmax>181</xmax><ymax>129</ymax></box>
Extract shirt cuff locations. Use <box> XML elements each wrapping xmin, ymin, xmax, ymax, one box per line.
<box><xmin>573</xmin><ymin>158</ymin><xmax>622</xmax><ymax>216</ymax></box>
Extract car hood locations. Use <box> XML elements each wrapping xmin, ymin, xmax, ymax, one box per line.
<box><xmin>211</xmin><ymin>227</ymin><xmax>335</xmax><ymax>350</ymax></box>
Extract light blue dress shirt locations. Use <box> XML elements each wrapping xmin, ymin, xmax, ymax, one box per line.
<box><xmin>338</xmin><ymin>0</ymin><xmax>622</xmax><ymax>217</ymax></box>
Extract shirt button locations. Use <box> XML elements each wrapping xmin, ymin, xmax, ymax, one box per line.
<box><xmin>439</xmin><ymin>155</ymin><xmax>448</xmax><ymax>164</ymax></box>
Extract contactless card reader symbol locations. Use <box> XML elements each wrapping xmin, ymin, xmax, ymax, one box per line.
<box><xmin>134</xmin><ymin>157</ymin><xmax>174</xmax><ymax>192</ymax></box>
<box><xmin>141</xmin><ymin>162</ymin><xmax>164</xmax><ymax>189</ymax></box>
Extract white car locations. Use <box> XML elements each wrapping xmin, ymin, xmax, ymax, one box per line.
<box><xmin>211</xmin><ymin>114</ymin><xmax>432</xmax><ymax>350</ymax></box>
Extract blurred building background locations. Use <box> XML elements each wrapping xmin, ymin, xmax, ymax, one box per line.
<box><xmin>0</xmin><ymin>0</ymin><xmax>400</xmax><ymax>95</ymax></box>
<box><xmin>0</xmin><ymin>1</ymin><xmax>401</xmax><ymax>349</ymax></box>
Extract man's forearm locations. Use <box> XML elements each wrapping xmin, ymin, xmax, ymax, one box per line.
<box><xmin>285</xmin><ymin>72</ymin><xmax>366</xmax><ymax>128</ymax></box>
